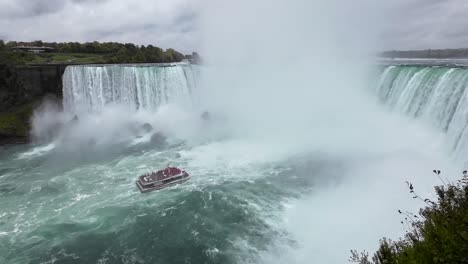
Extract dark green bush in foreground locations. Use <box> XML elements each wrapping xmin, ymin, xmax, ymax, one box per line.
<box><xmin>350</xmin><ymin>171</ymin><xmax>468</xmax><ymax>264</ymax></box>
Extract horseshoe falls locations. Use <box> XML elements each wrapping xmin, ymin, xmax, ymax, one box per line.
<box><xmin>375</xmin><ymin>65</ymin><xmax>468</xmax><ymax>164</ymax></box>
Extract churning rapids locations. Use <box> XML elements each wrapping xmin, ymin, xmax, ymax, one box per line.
<box><xmin>0</xmin><ymin>62</ymin><xmax>465</xmax><ymax>264</ymax></box>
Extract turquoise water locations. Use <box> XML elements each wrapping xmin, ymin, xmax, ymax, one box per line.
<box><xmin>2</xmin><ymin>63</ymin><xmax>467</xmax><ymax>263</ymax></box>
<box><xmin>0</xmin><ymin>136</ymin><xmax>328</xmax><ymax>264</ymax></box>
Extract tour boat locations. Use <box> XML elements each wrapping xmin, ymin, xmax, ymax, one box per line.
<box><xmin>136</xmin><ymin>167</ymin><xmax>190</xmax><ymax>193</ymax></box>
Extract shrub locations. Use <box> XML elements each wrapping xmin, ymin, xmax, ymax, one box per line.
<box><xmin>350</xmin><ymin>171</ymin><xmax>468</xmax><ymax>264</ymax></box>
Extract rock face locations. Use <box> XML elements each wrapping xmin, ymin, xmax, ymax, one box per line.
<box><xmin>16</xmin><ymin>65</ymin><xmax>66</xmax><ymax>97</ymax></box>
<box><xmin>141</xmin><ymin>123</ymin><xmax>153</xmax><ymax>133</ymax></box>
<box><xmin>0</xmin><ymin>64</ymin><xmax>68</xmax><ymax>144</ymax></box>
<box><xmin>150</xmin><ymin>132</ymin><xmax>168</xmax><ymax>148</ymax></box>
<box><xmin>0</xmin><ymin>64</ymin><xmax>67</xmax><ymax>111</ymax></box>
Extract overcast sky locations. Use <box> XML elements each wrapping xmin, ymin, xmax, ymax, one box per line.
<box><xmin>0</xmin><ymin>0</ymin><xmax>467</xmax><ymax>53</ymax></box>
<box><xmin>381</xmin><ymin>0</ymin><xmax>468</xmax><ymax>50</ymax></box>
<box><xmin>0</xmin><ymin>0</ymin><xmax>199</xmax><ymax>53</ymax></box>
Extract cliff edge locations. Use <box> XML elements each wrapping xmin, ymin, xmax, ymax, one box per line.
<box><xmin>0</xmin><ymin>64</ymin><xmax>66</xmax><ymax>144</ymax></box>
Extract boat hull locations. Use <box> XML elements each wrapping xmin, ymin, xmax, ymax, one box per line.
<box><xmin>136</xmin><ymin>175</ymin><xmax>191</xmax><ymax>193</ymax></box>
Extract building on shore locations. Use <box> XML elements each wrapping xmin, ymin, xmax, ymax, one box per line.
<box><xmin>11</xmin><ymin>46</ymin><xmax>55</xmax><ymax>54</ymax></box>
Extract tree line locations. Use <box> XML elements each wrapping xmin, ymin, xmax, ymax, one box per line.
<box><xmin>380</xmin><ymin>49</ymin><xmax>468</xmax><ymax>59</ymax></box>
<box><xmin>0</xmin><ymin>40</ymin><xmax>200</xmax><ymax>64</ymax></box>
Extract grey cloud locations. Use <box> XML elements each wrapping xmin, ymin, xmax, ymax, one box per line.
<box><xmin>71</xmin><ymin>0</ymin><xmax>108</xmax><ymax>3</ymax></box>
<box><xmin>0</xmin><ymin>0</ymin><xmax>106</xmax><ymax>19</ymax></box>
<box><xmin>29</xmin><ymin>1</ymin><xmax>64</xmax><ymax>16</ymax></box>
<box><xmin>1</xmin><ymin>0</ymin><xmax>468</xmax><ymax>52</ymax></box>
<box><xmin>173</xmin><ymin>11</ymin><xmax>197</xmax><ymax>34</ymax></box>
<box><xmin>89</xmin><ymin>23</ymin><xmax>159</xmax><ymax>41</ymax></box>
<box><xmin>0</xmin><ymin>0</ymin><xmax>199</xmax><ymax>53</ymax></box>
<box><xmin>0</xmin><ymin>0</ymin><xmax>66</xmax><ymax>18</ymax></box>
<box><xmin>380</xmin><ymin>0</ymin><xmax>468</xmax><ymax>50</ymax></box>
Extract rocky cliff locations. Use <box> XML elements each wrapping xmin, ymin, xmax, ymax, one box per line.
<box><xmin>0</xmin><ymin>64</ymin><xmax>66</xmax><ymax>110</ymax></box>
<box><xmin>0</xmin><ymin>64</ymin><xmax>67</xmax><ymax>144</ymax></box>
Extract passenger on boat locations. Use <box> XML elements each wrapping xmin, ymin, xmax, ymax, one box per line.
<box><xmin>166</xmin><ymin>167</ymin><xmax>182</xmax><ymax>175</ymax></box>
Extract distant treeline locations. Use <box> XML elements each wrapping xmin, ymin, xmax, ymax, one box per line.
<box><xmin>380</xmin><ymin>49</ymin><xmax>468</xmax><ymax>59</ymax></box>
<box><xmin>0</xmin><ymin>40</ymin><xmax>200</xmax><ymax>64</ymax></box>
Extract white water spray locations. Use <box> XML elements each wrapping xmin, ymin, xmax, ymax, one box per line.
<box><xmin>29</xmin><ymin>63</ymin><xmax>204</xmax><ymax>151</ymax></box>
<box><xmin>196</xmin><ymin>0</ymin><xmax>462</xmax><ymax>263</ymax></box>
<box><xmin>376</xmin><ymin>65</ymin><xmax>468</xmax><ymax>164</ymax></box>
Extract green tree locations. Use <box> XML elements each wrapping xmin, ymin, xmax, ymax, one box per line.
<box><xmin>350</xmin><ymin>171</ymin><xmax>468</xmax><ymax>264</ymax></box>
<box><xmin>5</xmin><ymin>41</ymin><xmax>17</xmax><ymax>49</ymax></box>
<box><xmin>59</xmin><ymin>43</ymin><xmax>73</xmax><ymax>53</ymax></box>
<box><xmin>132</xmin><ymin>50</ymin><xmax>146</xmax><ymax>63</ymax></box>
<box><xmin>145</xmin><ymin>45</ymin><xmax>163</xmax><ymax>62</ymax></box>
<box><xmin>32</xmin><ymin>40</ymin><xmax>43</xmax><ymax>47</ymax></box>
<box><xmin>1</xmin><ymin>40</ymin><xmax>189</xmax><ymax>64</ymax></box>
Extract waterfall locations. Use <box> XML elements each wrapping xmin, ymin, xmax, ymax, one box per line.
<box><xmin>376</xmin><ymin>65</ymin><xmax>468</xmax><ymax>162</ymax></box>
<box><xmin>62</xmin><ymin>63</ymin><xmax>199</xmax><ymax>113</ymax></box>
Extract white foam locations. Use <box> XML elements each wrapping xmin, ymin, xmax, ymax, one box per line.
<box><xmin>17</xmin><ymin>142</ymin><xmax>56</xmax><ymax>159</ymax></box>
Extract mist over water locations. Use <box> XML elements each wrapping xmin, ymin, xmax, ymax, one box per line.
<box><xmin>195</xmin><ymin>0</ymin><xmax>461</xmax><ymax>262</ymax></box>
<box><xmin>28</xmin><ymin>64</ymin><xmax>209</xmax><ymax>153</ymax></box>
<box><xmin>197</xmin><ymin>0</ymin><xmax>384</xmax><ymax>142</ymax></box>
